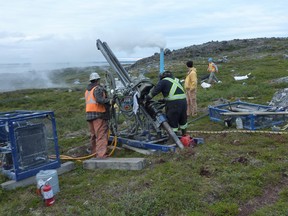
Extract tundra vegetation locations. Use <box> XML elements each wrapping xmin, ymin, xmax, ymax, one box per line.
<box><xmin>0</xmin><ymin>37</ymin><xmax>288</xmax><ymax>216</ymax></box>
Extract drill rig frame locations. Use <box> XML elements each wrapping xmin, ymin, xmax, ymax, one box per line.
<box><xmin>96</xmin><ymin>39</ymin><xmax>184</xmax><ymax>151</ymax></box>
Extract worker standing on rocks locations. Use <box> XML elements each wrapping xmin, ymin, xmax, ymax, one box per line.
<box><xmin>85</xmin><ymin>72</ymin><xmax>111</xmax><ymax>159</ymax></box>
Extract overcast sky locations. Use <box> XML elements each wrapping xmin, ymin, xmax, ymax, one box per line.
<box><xmin>0</xmin><ymin>0</ymin><xmax>287</xmax><ymax>64</ymax></box>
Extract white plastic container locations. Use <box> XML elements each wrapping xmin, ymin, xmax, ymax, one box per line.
<box><xmin>36</xmin><ymin>170</ymin><xmax>60</xmax><ymax>194</ymax></box>
<box><xmin>236</xmin><ymin>117</ymin><xmax>243</xmax><ymax>129</ymax></box>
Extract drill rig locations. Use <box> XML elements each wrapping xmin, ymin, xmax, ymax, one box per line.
<box><xmin>96</xmin><ymin>39</ymin><xmax>184</xmax><ymax>151</ymax></box>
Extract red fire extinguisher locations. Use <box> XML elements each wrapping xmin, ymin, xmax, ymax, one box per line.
<box><xmin>41</xmin><ymin>177</ymin><xmax>55</xmax><ymax>206</ymax></box>
<box><xmin>36</xmin><ymin>179</ymin><xmax>45</xmax><ymax>196</ymax></box>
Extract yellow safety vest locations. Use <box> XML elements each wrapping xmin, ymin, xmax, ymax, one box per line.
<box><xmin>208</xmin><ymin>63</ymin><xmax>216</xmax><ymax>73</ymax></box>
<box><xmin>163</xmin><ymin>77</ymin><xmax>186</xmax><ymax>101</ymax></box>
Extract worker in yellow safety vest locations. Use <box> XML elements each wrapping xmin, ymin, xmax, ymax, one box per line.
<box><xmin>146</xmin><ymin>71</ymin><xmax>188</xmax><ymax>136</ymax></box>
<box><xmin>207</xmin><ymin>57</ymin><xmax>221</xmax><ymax>84</ymax></box>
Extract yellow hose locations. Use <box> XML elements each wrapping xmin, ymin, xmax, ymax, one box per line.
<box><xmin>108</xmin><ymin>135</ymin><xmax>118</xmax><ymax>156</ymax></box>
<box><xmin>50</xmin><ymin>135</ymin><xmax>118</xmax><ymax>161</ymax></box>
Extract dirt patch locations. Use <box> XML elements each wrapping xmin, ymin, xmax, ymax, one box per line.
<box><xmin>66</xmin><ymin>144</ymin><xmax>91</xmax><ymax>157</ymax></box>
<box><xmin>231</xmin><ymin>156</ymin><xmax>248</xmax><ymax>165</ymax></box>
<box><xmin>199</xmin><ymin>166</ymin><xmax>212</xmax><ymax>177</ymax></box>
<box><xmin>155</xmin><ymin>158</ymin><xmax>166</xmax><ymax>164</ymax></box>
<box><xmin>238</xmin><ymin>177</ymin><xmax>288</xmax><ymax>215</ymax></box>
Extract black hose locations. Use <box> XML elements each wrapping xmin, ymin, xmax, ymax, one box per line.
<box><xmin>188</xmin><ymin>112</ymin><xmax>209</xmax><ymax>124</ymax></box>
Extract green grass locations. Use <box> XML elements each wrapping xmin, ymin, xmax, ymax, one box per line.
<box><xmin>1</xmin><ymin>38</ymin><xmax>288</xmax><ymax>215</ymax></box>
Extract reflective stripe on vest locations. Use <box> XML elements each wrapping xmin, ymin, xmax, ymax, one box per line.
<box><xmin>85</xmin><ymin>87</ymin><xmax>106</xmax><ymax>112</ymax></box>
<box><xmin>163</xmin><ymin>77</ymin><xmax>186</xmax><ymax>101</ymax></box>
<box><xmin>179</xmin><ymin>122</ymin><xmax>188</xmax><ymax>130</ymax></box>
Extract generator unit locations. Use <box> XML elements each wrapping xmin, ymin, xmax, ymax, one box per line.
<box><xmin>0</xmin><ymin>110</ymin><xmax>61</xmax><ymax>181</ymax></box>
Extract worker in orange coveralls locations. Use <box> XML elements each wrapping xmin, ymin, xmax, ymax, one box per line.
<box><xmin>85</xmin><ymin>72</ymin><xmax>111</xmax><ymax>158</ymax></box>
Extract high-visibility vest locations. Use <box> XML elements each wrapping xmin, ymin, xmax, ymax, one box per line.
<box><xmin>208</xmin><ymin>63</ymin><xmax>217</xmax><ymax>72</ymax></box>
<box><xmin>163</xmin><ymin>77</ymin><xmax>186</xmax><ymax>101</ymax></box>
<box><xmin>85</xmin><ymin>86</ymin><xmax>106</xmax><ymax>112</ymax></box>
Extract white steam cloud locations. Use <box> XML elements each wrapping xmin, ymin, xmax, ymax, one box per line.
<box><xmin>101</xmin><ymin>31</ymin><xmax>167</xmax><ymax>53</ymax></box>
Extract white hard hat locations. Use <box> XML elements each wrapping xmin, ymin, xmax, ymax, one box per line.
<box><xmin>89</xmin><ymin>72</ymin><xmax>100</xmax><ymax>81</ymax></box>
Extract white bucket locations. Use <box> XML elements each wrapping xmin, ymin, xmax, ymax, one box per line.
<box><xmin>36</xmin><ymin>169</ymin><xmax>60</xmax><ymax>194</ymax></box>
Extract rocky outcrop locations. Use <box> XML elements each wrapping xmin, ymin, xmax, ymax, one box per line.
<box><xmin>269</xmin><ymin>88</ymin><xmax>288</xmax><ymax>109</ymax></box>
<box><xmin>128</xmin><ymin>37</ymin><xmax>288</xmax><ymax>73</ymax></box>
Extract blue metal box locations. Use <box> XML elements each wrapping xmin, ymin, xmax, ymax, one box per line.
<box><xmin>0</xmin><ymin>110</ymin><xmax>61</xmax><ymax>181</ymax></box>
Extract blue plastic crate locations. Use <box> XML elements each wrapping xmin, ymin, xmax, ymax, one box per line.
<box><xmin>208</xmin><ymin>100</ymin><xmax>286</xmax><ymax>130</ymax></box>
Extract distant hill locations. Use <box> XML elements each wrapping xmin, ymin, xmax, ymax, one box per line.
<box><xmin>128</xmin><ymin>37</ymin><xmax>288</xmax><ymax>73</ymax></box>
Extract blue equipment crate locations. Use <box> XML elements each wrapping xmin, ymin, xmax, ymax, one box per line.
<box><xmin>208</xmin><ymin>100</ymin><xmax>286</xmax><ymax>130</ymax></box>
<box><xmin>0</xmin><ymin>110</ymin><xmax>61</xmax><ymax>181</ymax></box>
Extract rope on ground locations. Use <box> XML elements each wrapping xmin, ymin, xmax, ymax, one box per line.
<box><xmin>188</xmin><ymin>130</ymin><xmax>288</xmax><ymax>135</ymax></box>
